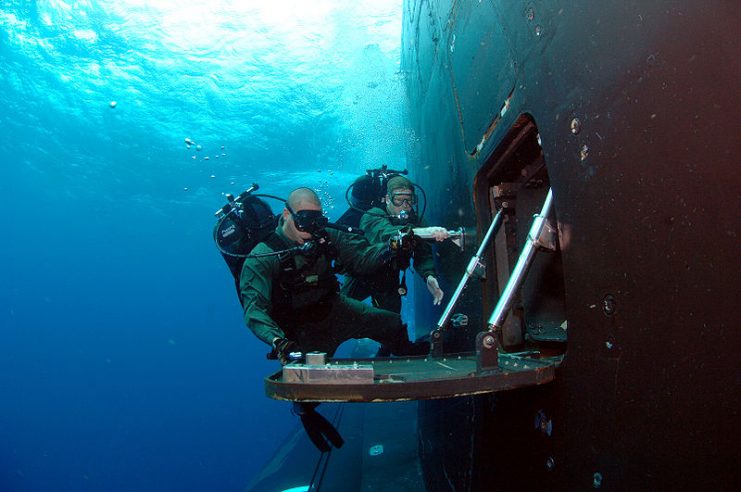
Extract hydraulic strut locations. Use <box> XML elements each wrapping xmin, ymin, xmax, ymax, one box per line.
<box><xmin>477</xmin><ymin>188</ymin><xmax>556</xmax><ymax>371</ymax></box>
<box><xmin>429</xmin><ymin>209</ymin><xmax>504</xmax><ymax>357</ymax></box>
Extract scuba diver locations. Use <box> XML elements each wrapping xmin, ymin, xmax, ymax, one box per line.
<box><xmin>216</xmin><ymin>185</ymin><xmax>429</xmax><ymax>454</ymax></box>
<box><xmin>341</xmin><ymin>175</ymin><xmax>449</xmax><ymax>316</ymax></box>
<box><xmin>239</xmin><ymin>187</ymin><xmax>428</xmax><ymax>364</ymax></box>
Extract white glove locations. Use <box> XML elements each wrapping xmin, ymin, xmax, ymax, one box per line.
<box><xmin>426</xmin><ymin>276</ymin><xmax>444</xmax><ymax>305</ymax></box>
<box><xmin>413</xmin><ymin>226</ymin><xmax>450</xmax><ymax>242</ymax></box>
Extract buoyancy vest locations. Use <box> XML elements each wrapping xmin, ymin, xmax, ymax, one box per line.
<box><xmin>263</xmin><ymin>233</ymin><xmax>340</xmax><ymax>322</ymax></box>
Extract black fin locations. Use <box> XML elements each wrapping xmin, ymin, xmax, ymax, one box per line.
<box><xmin>294</xmin><ymin>403</ymin><xmax>344</xmax><ymax>452</ymax></box>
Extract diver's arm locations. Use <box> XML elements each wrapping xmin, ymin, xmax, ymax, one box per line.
<box><xmin>240</xmin><ymin>245</ymin><xmax>285</xmax><ymax>346</ymax></box>
<box><xmin>412</xmin><ymin>226</ymin><xmax>450</xmax><ymax>242</ymax></box>
<box><xmin>412</xmin><ymin>239</ymin><xmax>444</xmax><ymax>304</ymax></box>
<box><xmin>360</xmin><ymin>208</ymin><xmax>408</xmax><ymax>243</ymax></box>
<box><xmin>411</xmin><ymin>238</ymin><xmax>437</xmax><ymax>281</ymax></box>
<box><xmin>362</xmin><ymin>209</ymin><xmax>434</xmax><ymax>277</ymax></box>
<box><xmin>333</xmin><ymin>229</ymin><xmax>391</xmax><ymax>275</ymax></box>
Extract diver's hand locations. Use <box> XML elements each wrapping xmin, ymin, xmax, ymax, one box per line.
<box><xmin>429</xmin><ymin>227</ymin><xmax>449</xmax><ymax>242</ymax></box>
<box><xmin>426</xmin><ymin>276</ymin><xmax>444</xmax><ymax>305</ymax></box>
<box><xmin>413</xmin><ymin>227</ymin><xmax>450</xmax><ymax>242</ymax></box>
<box><xmin>271</xmin><ymin>338</ymin><xmax>302</xmax><ymax>365</ymax></box>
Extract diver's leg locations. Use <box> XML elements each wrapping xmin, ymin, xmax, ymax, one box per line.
<box><xmin>289</xmin><ymin>297</ymin><xmax>378</xmax><ymax>356</ymax></box>
<box><xmin>340</xmin><ymin>277</ymin><xmax>373</xmax><ymax>302</ymax></box>
<box><xmin>293</xmin><ymin>323</ymin><xmax>341</xmax><ymax>358</ymax></box>
<box><xmin>330</xmin><ymin>296</ymin><xmax>428</xmax><ymax>356</ymax></box>
<box><xmin>371</xmin><ymin>289</ymin><xmax>403</xmax><ymax>355</ymax></box>
<box><xmin>371</xmin><ymin>289</ymin><xmax>402</xmax><ymax>314</ymax></box>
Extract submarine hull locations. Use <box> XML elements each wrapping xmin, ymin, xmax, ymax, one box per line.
<box><xmin>402</xmin><ymin>0</ymin><xmax>740</xmax><ymax>489</ymax></box>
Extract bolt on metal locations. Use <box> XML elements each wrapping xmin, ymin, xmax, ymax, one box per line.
<box><xmin>593</xmin><ymin>472</ymin><xmax>603</xmax><ymax>488</ymax></box>
<box><xmin>602</xmin><ymin>294</ymin><xmax>616</xmax><ymax>316</ymax></box>
<box><xmin>483</xmin><ymin>334</ymin><xmax>497</xmax><ymax>349</ymax></box>
<box><xmin>570</xmin><ymin>117</ymin><xmax>582</xmax><ymax>134</ymax></box>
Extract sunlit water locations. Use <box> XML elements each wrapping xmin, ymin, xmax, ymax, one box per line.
<box><xmin>0</xmin><ymin>1</ymin><xmax>410</xmax><ymax>490</ymax></box>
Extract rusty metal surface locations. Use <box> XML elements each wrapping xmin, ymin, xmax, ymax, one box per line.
<box><xmin>265</xmin><ymin>353</ymin><xmax>557</xmax><ymax>403</ymax></box>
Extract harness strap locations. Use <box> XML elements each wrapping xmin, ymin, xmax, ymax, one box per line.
<box><xmin>263</xmin><ymin>232</ymin><xmax>340</xmax><ymax>315</ymax></box>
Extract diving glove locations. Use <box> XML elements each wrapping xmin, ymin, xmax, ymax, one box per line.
<box><xmin>426</xmin><ymin>276</ymin><xmax>444</xmax><ymax>305</ymax></box>
<box><xmin>270</xmin><ymin>338</ymin><xmax>302</xmax><ymax>365</ymax></box>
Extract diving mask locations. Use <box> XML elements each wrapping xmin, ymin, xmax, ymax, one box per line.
<box><xmin>286</xmin><ymin>204</ymin><xmax>329</xmax><ymax>235</ymax></box>
<box><xmin>389</xmin><ymin>191</ymin><xmax>417</xmax><ymax>207</ymax></box>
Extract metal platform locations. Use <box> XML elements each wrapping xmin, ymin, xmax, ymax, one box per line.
<box><xmin>265</xmin><ymin>352</ymin><xmax>559</xmax><ymax>403</ymax></box>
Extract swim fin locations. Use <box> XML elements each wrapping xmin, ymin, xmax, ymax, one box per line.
<box><xmin>292</xmin><ymin>402</ymin><xmax>344</xmax><ymax>453</ymax></box>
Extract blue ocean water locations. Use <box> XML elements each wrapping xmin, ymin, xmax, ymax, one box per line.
<box><xmin>0</xmin><ymin>2</ymin><xmax>411</xmax><ymax>490</ymax></box>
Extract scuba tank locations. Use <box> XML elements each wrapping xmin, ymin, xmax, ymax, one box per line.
<box><xmin>213</xmin><ymin>184</ymin><xmax>284</xmax><ymax>297</ymax></box>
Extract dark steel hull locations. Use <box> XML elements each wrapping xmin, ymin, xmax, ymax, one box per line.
<box><xmin>402</xmin><ymin>1</ymin><xmax>740</xmax><ymax>489</ymax></box>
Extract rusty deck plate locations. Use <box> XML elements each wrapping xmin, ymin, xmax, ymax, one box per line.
<box><xmin>265</xmin><ymin>352</ymin><xmax>558</xmax><ymax>403</ymax></box>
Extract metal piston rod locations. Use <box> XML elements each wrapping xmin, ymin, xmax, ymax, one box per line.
<box><xmin>430</xmin><ymin>209</ymin><xmax>504</xmax><ymax>357</ymax></box>
<box><xmin>478</xmin><ymin>188</ymin><xmax>556</xmax><ymax>370</ymax></box>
